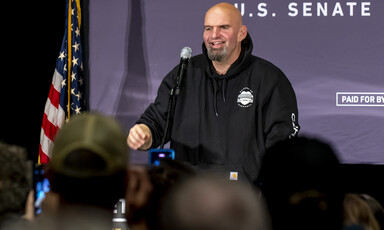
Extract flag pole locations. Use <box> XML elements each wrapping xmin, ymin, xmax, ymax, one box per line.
<box><xmin>67</xmin><ymin>0</ymin><xmax>72</xmax><ymax>119</ymax></box>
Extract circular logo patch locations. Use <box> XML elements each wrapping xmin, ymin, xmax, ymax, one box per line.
<box><xmin>237</xmin><ymin>87</ymin><xmax>254</xmax><ymax>108</ymax></box>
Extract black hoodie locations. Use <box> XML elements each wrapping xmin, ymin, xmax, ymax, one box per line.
<box><xmin>137</xmin><ymin>34</ymin><xmax>299</xmax><ymax>183</ymax></box>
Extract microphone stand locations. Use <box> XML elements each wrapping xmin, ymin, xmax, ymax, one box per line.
<box><xmin>159</xmin><ymin>59</ymin><xmax>189</xmax><ymax>149</ymax></box>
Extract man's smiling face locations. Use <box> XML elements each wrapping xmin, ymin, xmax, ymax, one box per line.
<box><xmin>203</xmin><ymin>4</ymin><xmax>245</xmax><ymax>64</ymax></box>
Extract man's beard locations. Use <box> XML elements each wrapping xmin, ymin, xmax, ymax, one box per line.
<box><xmin>207</xmin><ymin>47</ymin><xmax>227</xmax><ymax>62</ymax></box>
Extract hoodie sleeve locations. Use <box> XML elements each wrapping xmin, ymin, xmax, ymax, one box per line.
<box><xmin>263</xmin><ymin>73</ymin><xmax>300</xmax><ymax>149</ymax></box>
<box><xmin>136</xmin><ymin>66</ymin><xmax>179</xmax><ymax>148</ymax></box>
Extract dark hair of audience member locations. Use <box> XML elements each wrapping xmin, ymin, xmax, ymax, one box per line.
<box><xmin>146</xmin><ymin>159</ymin><xmax>196</xmax><ymax>230</ymax></box>
<box><xmin>0</xmin><ymin>142</ymin><xmax>32</xmax><ymax>229</ymax></box>
<box><xmin>160</xmin><ymin>173</ymin><xmax>272</xmax><ymax>230</ymax></box>
<box><xmin>257</xmin><ymin>136</ymin><xmax>344</xmax><ymax>230</ymax></box>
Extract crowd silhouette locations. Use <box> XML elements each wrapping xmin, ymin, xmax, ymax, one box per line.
<box><xmin>1</xmin><ymin>113</ymin><xmax>383</xmax><ymax>230</ymax></box>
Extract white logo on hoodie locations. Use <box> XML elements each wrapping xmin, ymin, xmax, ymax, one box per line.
<box><xmin>237</xmin><ymin>87</ymin><xmax>254</xmax><ymax>108</ymax></box>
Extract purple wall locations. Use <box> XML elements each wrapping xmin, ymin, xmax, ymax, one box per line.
<box><xmin>89</xmin><ymin>0</ymin><xmax>384</xmax><ymax>164</ymax></box>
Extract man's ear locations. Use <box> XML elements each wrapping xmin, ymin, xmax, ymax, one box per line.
<box><xmin>238</xmin><ymin>25</ymin><xmax>248</xmax><ymax>41</ymax></box>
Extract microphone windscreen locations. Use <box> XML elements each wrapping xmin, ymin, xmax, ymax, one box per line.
<box><xmin>180</xmin><ymin>47</ymin><xmax>192</xmax><ymax>60</ymax></box>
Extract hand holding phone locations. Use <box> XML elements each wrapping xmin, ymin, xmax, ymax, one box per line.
<box><xmin>33</xmin><ymin>164</ymin><xmax>50</xmax><ymax>215</ymax></box>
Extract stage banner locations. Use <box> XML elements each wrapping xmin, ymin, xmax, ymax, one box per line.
<box><xmin>88</xmin><ymin>0</ymin><xmax>384</xmax><ymax>164</ymax></box>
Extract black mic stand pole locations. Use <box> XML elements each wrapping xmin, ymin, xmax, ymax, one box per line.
<box><xmin>159</xmin><ymin>59</ymin><xmax>189</xmax><ymax>149</ymax></box>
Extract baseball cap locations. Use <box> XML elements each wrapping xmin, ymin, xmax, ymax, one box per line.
<box><xmin>49</xmin><ymin>113</ymin><xmax>129</xmax><ymax>178</ymax></box>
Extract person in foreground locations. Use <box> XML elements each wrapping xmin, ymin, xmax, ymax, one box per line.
<box><xmin>0</xmin><ymin>142</ymin><xmax>33</xmax><ymax>229</ymax></box>
<box><xmin>257</xmin><ymin>136</ymin><xmax>345</xmax><ymax>230</ymax></box>
<box><xmin>160</xmin><ymin>173</ymin><xmax>272</xmax><ymax>230</ymax></box>
<box><xmin>32</xmin><ymin>113</ymin><xmax>129</xmax><ymax>230</ymax></box>
<box><xmin>343</xmin><ymin>193</ymin><xmax>381</xmax><ymax>230</ymax></box>
<box><xmin>127</xmin><ymin>2</ymin><xmax>299</xmax><ymax>184</ymax></box>
<box><xmin>125</xmin><ymin>159</ymin><xmax>196</xmax><ymax>230</ymax></box>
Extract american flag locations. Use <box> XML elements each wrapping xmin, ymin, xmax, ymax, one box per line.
<box><xmin>39</xmin><ymin>0</ymin><xmax>86</xmax><ymax>164</ymax></box>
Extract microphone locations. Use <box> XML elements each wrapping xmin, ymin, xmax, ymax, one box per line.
<box><xmin>161</xmin><ymin>47</ymin><xmax>192</xmax><ymax>148</ymax></box>
<box><xmin>174</xmin><ymin>47</ymin><xmax>192</xmax><ymax>95</ymax></box>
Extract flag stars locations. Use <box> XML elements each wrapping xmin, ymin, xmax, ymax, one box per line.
<box><xmin>72</xmin><ymin>57</ymin><xmax>78</xmax><ymax>67</ymax></box>
<box><xmin>78</xmin><ymin>77</ymin><xmax>84</xmax><ymax>86</ymax></box>
<box><xmin>75</xmin><ymin>27</ymin><xmax>80</xmax><ymax>37</ymax></box>
<box><xmin>61</xmin><ymin>79</ymin><xmax>66</xmax><ymax>88</ymax></box>
<box><xmin>74</xmin><ymin>106</ymin><xmax>81</xmax><ymax>114</ymax></box>
<box><xmin>58</xmin><ymin>51</ymin><xmax>66</xmax><ymax>61</ymax></box>
<box><xmin>73</xmin><ymin>42</ymin><xmax>80</xmax><ymax>52</ymax></box>
<box><xmin>68</xmin><ymin>103</ymin><xmax>75</xmax><ymax>113</ymax></box>
<box><xmin>70</xmin><ymin>88</ymin><xmax>83</xmax><ymax>102</ymax></box>
<box><xmin>71</xmin><ymin>72</ymin><xmax>76</xmax><ymax>82</ymax></box>
<box><xmin>75</xmin><ymin>91</ymin><xmax>82</xmax><ymax>101</ymax></box>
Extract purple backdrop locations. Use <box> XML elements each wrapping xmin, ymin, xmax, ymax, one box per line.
<box><xmin>88</xmin><ymin>0</ymin><xmax>384</xmax><ymax>164</ymax></box>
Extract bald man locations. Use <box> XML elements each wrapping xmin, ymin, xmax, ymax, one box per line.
<box><xmin>128</xmin><ymin>2</ymin><xmax>299</xmax><ymax>184</ymax></box>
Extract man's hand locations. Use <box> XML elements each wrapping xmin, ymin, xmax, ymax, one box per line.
<box><xmin>127</xmin><ymin>124</ymin><xmax>152</xmax><ymax>150</ymax></box>
<box><xmin>23</xmin><ymin>190</ymin><xmax>34</xmax><ymax>221</ymax></box>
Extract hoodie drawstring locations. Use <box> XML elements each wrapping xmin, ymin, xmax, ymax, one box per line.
<box><xmin>212</xmin><ymin>78</ymin><xmax>228</xmax><ymax>117</ymax></box>
<box><xmin>221</xmin><ymin>78</ymin><xmax>227</xmax><ymax>102</ymax></box>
